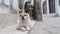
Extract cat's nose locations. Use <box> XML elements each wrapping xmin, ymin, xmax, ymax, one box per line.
<box><xmin>22</xmin><ymin>16</ymin><xmax>25</xmax><ymax>20</ymax></box>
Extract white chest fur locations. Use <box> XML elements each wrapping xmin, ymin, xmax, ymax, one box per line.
<box><xmin>17</xmin><ymin>17</ymin><xmax>31</xmax><ymax>26</ymax></box>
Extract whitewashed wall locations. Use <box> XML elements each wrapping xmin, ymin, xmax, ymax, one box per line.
<box><xmin>24</xmin><ymin>0</ymin><xmax>28</xmax><ymax>4</ymax></box>
<box><xmin>4</xmin><ymin>0</ymin><xmax>10</xmax><ymax>6</ymax></box>
<box><xmin>0</xmin><ymin>0</ymin><xmax>34</xmax><ymax>9</ymax></box>
<box><xmin>0</xmin><ymin>0</ymin><xmax>18</xmax><ymax>9</ymax></box>
<box><xmin>13</xmin><ymin>0</ymin><xmax>18</xmax><ymax>9</ymax></box>
<box><xmin>46</xmin><ymin>0</ymin><xmax>49</xmax><ymax>15</ymax></box>
<box><xmin>0</xmin><ymin>0</ymin><xmax>2</xmax><ymax>3</ymax></box>
<box><xmin>13</xmin><ymin>0</ymin><xmax>28</xmax><ymax>9</ymax></box>
<box><xmin>55</xmin><ymin>0</ymin><xmax>60</xmax><ymax>16</ymax></box>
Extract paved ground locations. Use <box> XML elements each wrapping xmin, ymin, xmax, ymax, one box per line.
<box><xmin>0</xmin><ymin>24</ymin><xmax>28</xmax><ymax>34</ymax></box>
<box><xmin>30</xmin><ymin>15</ymin><xmax>60</xmax><ymax>34</ymax></box>
<box><xmin>0</xmin><ymin>6</ymin><xmax>9</xmax><ymax>14</ymax></box>
<box><xmin>0</xmin><ymin>20</ymin><xmax>36</xmax><ymax>34</ymax></box>
<box><xmin>0</xmin><ymin>14</ymin><xmax>60</xmax><ymax>34</ymax></box>
<box><xmin>0</xmin><ymin>14</ymin><xmax>17</xmax><ymax>29</ymax></box>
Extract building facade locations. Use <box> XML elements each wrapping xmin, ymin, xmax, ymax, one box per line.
<box><xmin>41</xmin><ymin>0</ymin><xmax>60</xmax><ymax>16</ymax></box>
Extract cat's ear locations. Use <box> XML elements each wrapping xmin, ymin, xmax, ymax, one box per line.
<box><xmin>25</xmin><ymin>9</ymin><xmax>29</xmax><ymax>13</ymax></box>
<box><xmin>19</xmin><ymin>10</ymin><xmax>22</xmax><ymax>14</ymax></box>
<box><xmin>17</xmin><ymin>9</ymin><xmax>22</xmax><ymax>14</ymax></box>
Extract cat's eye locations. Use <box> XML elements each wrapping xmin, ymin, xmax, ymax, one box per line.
<box><xmin>24</xmin><ymin>15</ymin><xmax>26</xmax><ymax>16</ymax></box>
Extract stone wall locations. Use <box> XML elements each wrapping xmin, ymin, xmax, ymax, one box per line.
<box><xmin>34</xmin><ymin>0</ymin><xmax>42</xmax><ymax>21</ymax></box>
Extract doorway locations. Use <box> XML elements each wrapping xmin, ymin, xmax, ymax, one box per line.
<box><xmin>49</xmin><ymin>0</ymin><xmax>55</xmax><ymax>13</ymax></box>
<box><xmin>43</xmin><ymin>1</ymin><xmax>47</xmax><ymax>14</ymax></box>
